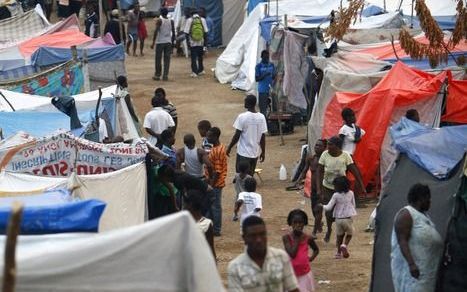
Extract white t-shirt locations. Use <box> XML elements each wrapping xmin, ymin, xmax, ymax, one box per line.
<box><xmin>183</xmin><ymin>14</ymin><xmax>209</xmax><ymax>47</ymax></box>
<box><xmin>143</xmin><ymin>107</ymin><xmax>175</xmax><ymax>145</ymax></box>
<box><xmin>233</xmin><ymin>111</ymin><xmax>268</xmax><ymax>158</ymax></box>
<box><xmin>339</xmin><ymin>124</ymin><xmax>365</xmax><ymax>154</ymax></box>
<box><xmin>237</xmin><ymin>191</ymin><xmax>262</xmax><ymax>225</ymax></box>
<box><xmin>98</xmin><ymin>118</ymin><xmax>108</xmax><ymax>143</ymax></box>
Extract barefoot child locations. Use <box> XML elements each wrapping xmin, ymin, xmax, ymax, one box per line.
<box><xmin>138</xmin><ymin>11</ymin><xmax>148</xmax><ymax>56</ymax></box>
<box><xmin>283</xmin><ymin>209</ymin><xmax>319</xmax><ymax>292</ymax></box>
<box><xmin>232</xmin><ymin>161</ymin><xmax>252</xmax><ymax>221</ymax></box>
<box><xmin>323</xmin><ymin>176</ymin><xmax>357</xmax><ymax>259</ymax></box>
<box><xmin>233</xmin><ymin>177</ymin><xmax>262</xmax><ymax>231</ymax></box>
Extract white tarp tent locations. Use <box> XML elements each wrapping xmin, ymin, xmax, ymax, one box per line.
<box><xmin>367</xmin><ymin>0</ymin><xmax>457</xmax><ymax>16</ymax></box>
<box><xmin>0</xmin><ymin>162</ymin><xmax>147</xmax><ymax>231</ymax></box>
<box><xmin>215</xmin><ymin>0</ymin><xmax>408</xmax><ymax>92</ymax></box>
<box><xmin>0</xmin><ymin>212</ymin><xmax>225</xmax><ymax>291</ymax></box>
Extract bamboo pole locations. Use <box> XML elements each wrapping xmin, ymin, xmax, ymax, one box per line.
<box><xmin>2</xmin><ymin>202</ymin><xmax>23</xmax><ymax>292</ymax></box>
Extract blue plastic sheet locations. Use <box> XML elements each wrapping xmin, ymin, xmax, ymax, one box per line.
<box><xmin>394</xmin><ymin>123</ymin><xmax>467</xmax><ymax>179</ymax></box>
<box><xmin>390</xmin><ymin>117</ymin><xmax>428</xmax><ymax>142</ymax></box>
<box><xmin>362</xmin><ymin>5</ymin><xmax>385</xmax><ymax>17</ymax></box>
<box><xmin>247</xmin><ymin>0</ymin><xmax>265</xmax><ymax>15</ymax></box>
<box><xmin>385</xmin><ymin>51</ymin><xmax>466</xmax><ymax>70</ymax></box>
<box><xmin>0</xmin><ymin>110</ymin><xmax>94</xmax><ymax>138</ymax></box>
<box><xmin>31</xmin><ymin>45</ymin><xmax>125</xmax><ymax>67</ymax></box>
<box><xmin>0</xmin><ymin>198</ymin><xmax>106</xmax><ymax>234</ymax></box>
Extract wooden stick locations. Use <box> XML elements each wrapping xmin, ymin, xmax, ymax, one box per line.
<box><xmin>390</xmin><ymin>35</ymin><xmax>400</xmax><ymax>61</ymax></box>
<box><xmin>2</xmin><ymin>202</ymin><xmax>23</xmax><ymax>292</ymax></box>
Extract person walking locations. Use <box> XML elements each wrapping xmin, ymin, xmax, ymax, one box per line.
<box><xmin>143</xmin><ymin>95</ymin><xmax>175</xmax><ymax>147</ymax></box>
<box><xmin>176</xmin><ymin>133</ymin><xmax>213</xmax><ymax>179</ymax></box>
<box><xmin>228</xmin><ymin>216</ymin><xmax>299</xmax><ymax>292</ymax></box>
<box><xmin>151</xmin><ymin>7</ymin><xmax>175</xmax><ymax>81</ymax></box>
<box><xmin>227</xmin><ymin>95</ymin><xmax>267</xmax><ymax>176</ymax></box>
<box><xmin>184</xmin><ymin>9</ymin><xmax>209</xmax><ymax>77</ymax></box>
<box><xmin>104</xmin><ymin>9</ymin><xmax>126</xmax><ymax>45</ymax></box>
<box><xmin>126</xmin><ymin>3</ymin><xmax>140</xmax><ymax>57</ymax></box>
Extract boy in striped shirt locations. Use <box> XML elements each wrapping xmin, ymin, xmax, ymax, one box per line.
<box><xmin>206</xmin><ymin>126</ymin><xmax>228</xmax><ymax>236</ymax></box>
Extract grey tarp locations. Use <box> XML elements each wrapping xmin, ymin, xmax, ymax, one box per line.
<box><xmin>370</xmin><ymin>154</ymin><xmax>464</xmax><ymax>292</ymax></box>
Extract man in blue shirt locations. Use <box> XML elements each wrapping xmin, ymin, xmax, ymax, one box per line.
<box><xmin>255</xmin><ymin>50</ymin><xmax>276</xmax><ymax>117</ymax></box>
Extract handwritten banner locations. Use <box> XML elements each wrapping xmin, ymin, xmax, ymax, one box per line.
<box><xmin>0</xmin><ymin>132</ymin><xmax>147</xmax><ymax>177</ymax></box>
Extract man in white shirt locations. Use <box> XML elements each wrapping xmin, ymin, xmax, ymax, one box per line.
<box><xmin>143</xmin><ymin>95</ymin><xmax>175</xmax><ymax>147</ymax></box>
<box><xmin>227</xmin><ymin>95</ymin><xmax>268</xmax><ymax>176</ymax></box>
<box><xmin>183</xmin><ymin>9</ymin><xmax>209</xmax><ymax>77</ymax></box>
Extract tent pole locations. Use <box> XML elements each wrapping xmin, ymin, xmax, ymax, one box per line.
<box><xmin>2</xmin><ymin>203</ymin><xmax>23</xmax><ymax>292</ymax></box>
<box><xmin>383</xmin><ymin>0</ymin><xmax>386</xmax><ymax>12</ymax></box>
<box><xmin>397</xmin><ymin>0</ymin><xmax>403</xmax><ymax>11</ymax></box>
<box><xmin>410</xmin><ymin>0</ymin><xmax>414</xmax><ymax>28</ymax></box>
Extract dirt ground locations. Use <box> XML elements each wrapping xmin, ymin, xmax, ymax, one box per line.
<box><xmin>125</xmin><ymin>36</ymin><xmax>375</xmax><ymax>291</ymax></box>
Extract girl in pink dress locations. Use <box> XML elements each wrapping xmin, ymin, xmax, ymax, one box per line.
<box><xmin>283</xmin><ymin>209</ymin><xmax>319</xmax><ymax>292</ymax></box>
<box><xmin>137</xmin><ymin>11</ymin><xmax>148</xmax><ymax>56</ymax></box>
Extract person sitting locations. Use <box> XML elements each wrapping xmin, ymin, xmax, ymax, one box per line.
<box><xmin>405</xmin><ymin>109</ymin><xmax>420</xmax><ymax>123</ymax></box>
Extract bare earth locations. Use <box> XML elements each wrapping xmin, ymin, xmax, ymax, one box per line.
<box><xmin>126</xmin><ymin>39</ymin><xmax>374</xmax><ymax>291</ymax></box>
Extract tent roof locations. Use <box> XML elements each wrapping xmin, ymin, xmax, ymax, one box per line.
<box><xmin>0</xmin><ymin>212</ymin><xmax>224</xmax><ymax>291</ymax></box>
<box><xmin>322</xmin><ymin>61</ymin><xmax>448</xmax><ymax>184</ymax></box>
<box><xmin>367</xmin><ymin>0</ymin><xmax>457</xmax><ymax>16</ymax></box>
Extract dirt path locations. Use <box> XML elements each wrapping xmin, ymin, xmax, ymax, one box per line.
<box><xmin>125</xmin><ymin>35</ymin><xmax>374</xmax><ymax>291</ymax></box>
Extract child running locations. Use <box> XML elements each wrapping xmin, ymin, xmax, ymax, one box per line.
<box><xmin>232</xmin><ymin>160</ymin><xmax>252</xmax><ymax>221</ymax></box>
<box><xmin>323</xmin><ymin>176</ymin><xmax>357</xmax><ymax>259</ymax></box>
<box><xmin>282</xmin><ymin>209</ymin><xmax>319</xmax><ymax>292</ymax></box>
<box><xmin>233</xmin><ymin>177</ymin><xmax>262</xmax><ymax>230</ymax></box>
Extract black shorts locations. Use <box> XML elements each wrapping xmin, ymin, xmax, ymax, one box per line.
<box><xmin>236</xmin><ymin>154</ymin><xmax>258</xmax><ymax>176</ymax></box>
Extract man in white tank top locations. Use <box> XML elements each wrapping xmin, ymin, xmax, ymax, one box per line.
<box><xmin>176</xmin><ymin>133</ymin><xmax>214</xmax><ymax>179</ymax></box>
<box><xmin>151</xmin><ymin>7</ymin><xmax>175</xmax><ymax>81</ymax></box>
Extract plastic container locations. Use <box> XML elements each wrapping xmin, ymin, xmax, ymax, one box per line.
<box><xmin>279</xmin><ymin>164</ymin><xmax>287</xmax><ymax>181</ymax></box>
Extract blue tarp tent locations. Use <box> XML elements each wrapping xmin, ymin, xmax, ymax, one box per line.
<box><xmin>393</xmin><ymin>124</ymin><xmax>467</xmax><ymax>179</ymax></box>
<box><xmin>0</xmin><ymin>189</ymin><xmax>106</xmax><ymax>234</ymax></box>
<box><xmin>31</xmin><ymin>45</ymin><xmax>125</xmax><ymax>67</ymax></box>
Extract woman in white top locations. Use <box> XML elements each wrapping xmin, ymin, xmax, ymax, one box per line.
<box><xmin>339</xmin><ymin>107</ymin><xmax>365</xmax><ymax>155</ymax></box>
<box><xmin>324</xmin><ymin>176</ymin><xmax>357</xmax><ymax>259</ymax></box>
<box><xmin>184</xmin><ymin>189</ymin><xmax>216</xmax><ymax>260</ymax></box>
<box><xmin>391</xmin><ymin>184</ymin><xmax>443</xmax><ymax>292</ymax></box>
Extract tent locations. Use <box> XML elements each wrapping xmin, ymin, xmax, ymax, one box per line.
<box><xmin>345</xmin><ymin>35</ymin><xmax>467</xmax><ymax>70</ymax></box>
<box><xmin>370</xmin><ymin>141</ymin><xmax>466</xmax><ymax>292</ymax></box>
<box><xmin>215</xmin><ymin>0</ymin><xmax>410</xmax><ymax>92</ymax></box>
<box><xmin>321</xmin><ymin>62</ymin><xmax>456</xmax><ymax>186</ymax></box>
<box><xmin>0</xmin><ymin>212</ymin><xmax>225</xmax><ymax>291</ymax></box>
<box><xmin>0</xmin><ymin>85</ymin><xmax>140</xmax><ymax>141</ymax></box>
<box><xmin>370</xmin><ymin>153</ymin><xmax>465</xmax><ymax>292</ymax></box>
<box><xmin>0</xmin><ymin>5</ymin><xmax>49</xmax><ymax>48</ymax></box>
<box><xmin>0</xmin><ymin>162</ymin><xmax>147</xmax><ymax>231</ymax></box>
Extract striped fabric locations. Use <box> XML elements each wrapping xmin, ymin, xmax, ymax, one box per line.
<box><xmin>0</xmin><ymin>8</ymin><xmax>49</xmax><ymax>46</ymax></box>
<box><xmin>208</xmin><ymin>144</ymin><xmax>228</xmax><ymax>188</ymax></box>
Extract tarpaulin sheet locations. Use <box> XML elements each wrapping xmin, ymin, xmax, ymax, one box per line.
<box><xmin>0</xmin><ymin>212</ymin><xmax>224</xmax><ymax>291</ymax></box>
<box><xmin>0</xmin><ymin>5</ymin><xmax>49</xmax><ymax>46</ymax></box>
<box><xmin>442</xmin><ymin>78</ymin><xmax>467</xmax><ymax>124</ymax></box>
<box><xmin>0</xmin><ymin>162</ymin><xmax>147</xmax><ymax>231</ymax></box>
<box><xmin>322</xmin><ymin>62</ymin><xmax>447</xmax><ymax>185</ymax></box>
<box><xmin>31</xmin><ymin>44</ymin><xmax>125</xmax><ymax>67</ymax></box>
<box><xmin>19</xmin><ymin>28</ymin><xmax>93</xmax><ymax>58</ymax></box>
<box><xmin>222</xmin><ymin>0</ymin><xmax>244</xmax><ymax>46</ymax></box>
<box><xmin>390</xmin><ymin>117</ymin><xmax>428</xmax><ymax>141</ymax></box>
<box><xmin>370</xmin><ymin>153</ymin><xmax>462</xmax><ymax>292</ymax></box>
<box><xmin>1</xmin><ymin>61</ymin><xmax>84</xmax><ymax>97</ymax></box>
<box><xmin>0</xmin><ymin>198</ymin><xmax>106</xmax><ymax>234</ymax></box>
<box><xmin>394</xmin><ymin>125</ymin><xmax>467</xmax><ymax>178</ymax></box>
<box><xmin>367</xmin><ymin>0</ymin><xmax>457</xmax><ymax>16</ymax></box>
<box><xmin>355</xmin><ymin>35</ymin><xmax>467</xmax><ymax>61</ymax></box>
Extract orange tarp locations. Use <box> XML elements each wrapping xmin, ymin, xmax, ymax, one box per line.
<box><xmin>19</xmin><ymin>28</ymin><xmax>92</xmax><ymax>58</ymax></box>
<box><xmin>356</xmin><ymin>36</ymin><xmax>467</xmax><ymax>60</ymax></box>
<box><xmin>322</xmin><ymin>62</ymin><xmax>448</xmax><ymax>185</ymax></box>
<box><xmin>442</xmin><ymin>79</ymin><xmax>467</xmax><ymax>124</ymax></box>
